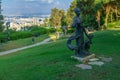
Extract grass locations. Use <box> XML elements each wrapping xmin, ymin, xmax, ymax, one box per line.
<box><xmin>0</xmin><ymin>30</ymin><xmax>120</xmax><ymax>80</ymax></box>
<box><xmin>0</xmin><ymin>34</ymin><xmax>49</xmax><ymax>52</ymax></box>
<box><xmin>108</xmin><ymin>20</ymin><xmax>120</xmax><ymax>28</ymax></box>
<box><xmin>91</xmin><ymin>30</ymin><xmax>120</xmax><ymax>55</ymax></box>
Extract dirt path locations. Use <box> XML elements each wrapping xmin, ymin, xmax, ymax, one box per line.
<box><xmin>0</xmin><ymin>38</ymin><xmax>51</xmax><ymax>56</ymax></box>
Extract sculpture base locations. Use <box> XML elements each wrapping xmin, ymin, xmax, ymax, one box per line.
<box><xmin>75</xmin><ymin>51</ymin><xmax>91</xmax><ymax>58</ymax></box>
<box><xmin>72</xmin><ymin>54</ymin><xmax>112</xmax><ymax>70</ymax></box>
<box><xmin>71</xmin><ymin>56</ymin><xmax>84</xmax><ymax>62</ymax></box>
<box><xmin>71</xmin><ymin>54</ymin><xmax>96</xmax><ymax>63</ymax></box>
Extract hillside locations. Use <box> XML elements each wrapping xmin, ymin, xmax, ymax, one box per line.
<box><xmin>0</xmin><ymin>30</ymin><xmax>120</xmax><ymax>80</ymax></box>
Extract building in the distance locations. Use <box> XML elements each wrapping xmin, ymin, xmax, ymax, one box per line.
<box><xmin>4</xmin><ymin>16</ymin><xmax>47</xmax><ymax>31</ymax></box>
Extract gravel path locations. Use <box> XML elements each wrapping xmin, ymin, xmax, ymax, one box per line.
<box><xmin>0</xmin><ymin>38</ymin><xmax>51</xmax><ymax>56</ymax></box>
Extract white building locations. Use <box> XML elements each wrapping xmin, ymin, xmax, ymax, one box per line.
<box><xmin>4</xmin><ymin>16</ymin><xmax>46</xmax><ymax>31</ymax></box>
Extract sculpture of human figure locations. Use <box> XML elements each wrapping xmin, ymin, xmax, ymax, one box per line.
<box><xmin>72</xmin><ymin>8</ymin><xmax>90</xmax><ymax>57</ymax></box>
<box><xmin>62</xmin><ymin>25</ymin><xmax>67</xmax><ymax>36</ymax></box>
<box><xmin>32</xmin><ymin>37</ymin><xmax>35</xmax><ymax>43</ymax></box>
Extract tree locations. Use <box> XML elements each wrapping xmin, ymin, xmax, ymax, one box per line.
<box><xmin>59</xmin><ymin>9</ymin><xmax>66</xmax><ymax>27</ymax></box>
<box><xmin>66</xmin><ymin>0</ymin><xmax>77</xmax><ymax>27</ymax></box>
<box><xmin>50</xmin><ymin>8</ymin><xmax>65</xmax><ymax>29</ymax></box>
<box><xmin>95</xmin><ymin>2</ymin><xmax>105</xmax><ymax>30</ymax></box>
<box><xmin>94</xmin><ymin>0</ymin><xmax>120</xmax><ymax>29</ymax></box>
<box><xmin>75</xmin><ymin>0</ymin><xmax>120</xmax><ymax>30</ymax></box>
<box><xmin>50</xmin><ymin>8</ymin><xmax>66</xmax><ymax>39</ymax></box>
<box><xmin>44</xmin><ymin>18</ymin><xmax>50</xmax><ymax>27</ymax></box>
<box><xmin>0</xmin><ymin>14</ymin><xmax>4</xmax><ymax>32</ymax></box>
<box><xmin>76</xmin><ymin>0</ymin><xmax>99</xmax><ymax>29</ymax></box>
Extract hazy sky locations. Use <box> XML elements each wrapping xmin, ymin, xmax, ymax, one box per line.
<box><xmin>2</xmin><ymin>0</ymin><xmax>73</xmax><ymax>16</ymax></box>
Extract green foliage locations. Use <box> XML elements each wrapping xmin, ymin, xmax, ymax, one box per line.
<box><xmin>96</xmin><ymin>0</ymin><xmax>120</xmax><ymax>28</ymax></box>
<box><xmin>31</xmin><ymin>26</ymin><xmax>56</xmax><ymax>34</ymax></box>
<box><xmin>72</xmin><ymin>0</ymin><xmax>120</xmax><ymax>29</ymax></box>
<box><xmin>67</xmin><ymin>28</ymin><xmax>75</xmax><ymax>33</ymax></box>
<box><xmin>48</xmin><ymin>28</ymin><xmax>56</xmax><ymax>33</ymax></box>
<box><xmin>76</xmin><ymin>0</ymin><xmax>100</xmax><ymax>29</ymax></box>
<box><xmin>0</xmin><ymin>15</ymin><xmax>4</xmax><ymax>32</ymax></box>
<box><xmin>61</xmin><ymin>14</ymin><xmax>67</xmax><ymax>27</ymax></box>
<box><xmin>31</xmin><ymin>26</ymin><xmax>48</xmax><ymax>34</ymax></box>
<box><xmin>108</xmin><ymin>20</ymin><xmax>120</xmax><ymax>28</ymax></box>
<box><xmin>43</xmin><ymin>18</ymin><xmax>50</xmax><ymax>27</ymax></box>
<box><xmin>0</xmin><ymin>33</ymin><xmax>6</xmax><ymax>40</ymax></box>
<box><xmin>51</xmin><ymin>0</ymin><xmax>120</xmax><ymax>30</ymax></box>
<box><xmin>10</xmin><ymin>31</ymin><xmax>32</xmax><ymax>40</ymax></box>
<box><xmin>66</xmin><ymin>0</ymin><xmax>77</xmax><ymax>27</ymax></box>
<box><xmin>50</xmin><ymin>8</ymin><xmax>65</xmax><ymax>29</ymax></box>
<box><xmin>0</xmin><ymin>27</ymin><xmax>55</xmax><ymax>41</ymax></box>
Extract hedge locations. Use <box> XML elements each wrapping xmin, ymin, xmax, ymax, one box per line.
<box><xmin>0</xmin><ymin>27</ymin><xmax>56</xmax><ymax>42</ymax></box>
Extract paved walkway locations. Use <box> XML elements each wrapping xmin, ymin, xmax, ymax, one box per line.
<box><xmin>0</xmin><ymin>38</ymin><xmax>51</xmax><ymax>56</ymax></box>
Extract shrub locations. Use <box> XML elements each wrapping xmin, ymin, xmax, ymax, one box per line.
<box><xmin>0</xmin><ymin>33</ymin><xmax>7</xmax><ymax>43</ymax></box>
<box><xmin>10</xmin><ymin>31</ymin><xmax>33</xmax><ymax>40</ymax></box>
<box><xmin>0</xmin><ymin>26</ymin><xmax>58</xmax><ymax>41</ymax></box>
<box><xmin>67</xmin><ymin>28</ymin><xmax>74</xmax><ymax>33</ymax></box>
<box><xmin>48</xmin><ymin>28</ymin><xmax>56</xmax><ymax>33</ymax></box>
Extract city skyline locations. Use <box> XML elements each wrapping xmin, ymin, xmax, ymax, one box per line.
<box><xmin>2</xmin><ymin>0</ymin><xmax>73</xmax><ymax>16</ymax></box>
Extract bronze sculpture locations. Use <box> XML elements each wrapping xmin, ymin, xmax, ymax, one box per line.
<box><xmin>67</xmin><ymin>8</ymin><xmax>93</xmax><ymax>57</ymax></box>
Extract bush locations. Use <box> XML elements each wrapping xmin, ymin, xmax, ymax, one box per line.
<box><xmin>108</xmin><ymin>20</ymin><xmax>120</xmax><ymax>28</ymax></box>
<box><xmin>67</xmin><ymin>28</ymin><xmax>74</xmax><ymax>33</ymax></box>
<box><xmin>0</xmin><ymin>33</ymin><xmax>6</xmax><ymax>39</ymax></box>
<box><xmin>0</xmin><ymin>33</ymin><xmax>7</xmax><ymax>43</ymax></box>
<box><xmin>9</xmin><ymin>27</ymin><xmax>51</xmax><ymax>40</ymax></box>
<box><xmin>48</xmin><ymin>28</ymin><xmax>56</xmax><ymax>33</ymax></box>
<box><xmin>10</xmin><ymin>31</ymin><xmax>33</xmax><ymax>40</ymax></box>
<box><xmin>0</xmin><ymin>26</ymin><xmax>58</xmax><ymax>41</ymax></box>
<box><xmin>31</xmin><ymin>27</ymin><xmax>49</xmax><ymax>34</ymax></box>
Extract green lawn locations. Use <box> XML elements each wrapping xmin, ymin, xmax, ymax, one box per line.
<box><xmin>0</xmin><ymin>30</ymin><xmax>120</xmax><ymax>80</ymax></box>
<box><xmin>0</xmin><ymin>34</ymin><xmax>49</xmax><ymax>52</ymax></box>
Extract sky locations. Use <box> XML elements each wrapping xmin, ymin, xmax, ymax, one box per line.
<box><xmin>2</xmin><ymin>0</ymin><xmax>73</xmax><ymax>16</ymax></box>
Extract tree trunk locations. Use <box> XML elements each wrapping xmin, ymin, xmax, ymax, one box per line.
<box><xmin>97</xmin><ymin>20</ymin><xmax>101</xmax><ymax>30</ymax></box>
<box><xmin>115</xmin><ymin>6</ymin><xmax>118</xmax><ymax>21</ymax></box>
<box><xmin>110</xmin><ymin>12</ymin><xmax>113</xmax><ymax>22</ymax></box>
<box><xmin>104</xmin><ymin>5</ymin><xmax>111</xmax><ymax>28</ymax></box>
<box><xmin>56</xmin><ymin>31</ymin><xmax>59</xmax><ymax>39</ymax></box>
<box><xmin>96</xmin><ymin>11</ymin><xmax>101</xmax><ymax>30</ymax></box>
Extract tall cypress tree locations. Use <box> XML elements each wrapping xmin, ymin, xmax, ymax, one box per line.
<box><xmin>0</xmin><ymin>0</ymin><xmax>4</xmax><ymax>32</ymax></box>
